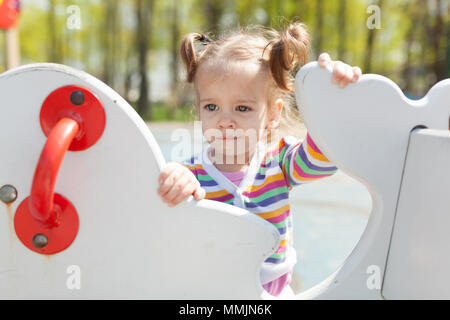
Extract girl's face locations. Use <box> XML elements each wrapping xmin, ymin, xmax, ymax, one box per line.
<box><xmin>194</xmin><ymin>62</ymin><xmax>281</xmax><ymax>165</ymax></box>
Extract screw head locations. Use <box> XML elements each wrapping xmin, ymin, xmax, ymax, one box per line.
<box><xmin>70</xmin><ymin>90</ymin><xmax>85</xmax><ymax>106</ymax></box>
<box><xmin>32</xmin><ymin>233</ymin><xmax>48</xmax><ymax>249</ymax></box>
<box><xmin>0</xmin><ymin>184</ymin><xmax>17</xmax><ymax>204</ymax></box>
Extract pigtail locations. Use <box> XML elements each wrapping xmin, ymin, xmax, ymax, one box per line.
<box><xmin>268</xmin><ymin>22</ymin><xmax>311</xmax><ymax>91</ymax></box>
<box><xmin>180</xmin><ymin>33</ymin><xmax>212</xmax><ymax>82</ymax></box>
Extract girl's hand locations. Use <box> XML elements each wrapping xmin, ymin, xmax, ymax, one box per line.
<box><xmin>158</xmin><ymin>162</ymin><xmax>206</xmax><ymax>207</ymax></box>
<box><xmin>318</xmin><ymin>53</ymin><xmax>362</xmax><ymax>88</ymax></box>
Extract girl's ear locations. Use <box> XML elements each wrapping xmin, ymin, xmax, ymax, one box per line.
<box><xmin>275</xmin><ymin>98</ymin><xmax>283</xmax><ymax>113</ymax></box>
<box><xmin>267</xmin><ymin>98</ymin><xmax>283</xmax><ymax>129</ymax></box>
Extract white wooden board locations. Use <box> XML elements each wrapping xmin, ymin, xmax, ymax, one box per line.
<box><xmin>294</xmin><ymin>62</ymin><xmax>450</xmax><ymax>299</ymax></box>
<box><xmin>0</xmin><ymin>63</ymin><xmax>279</xmax><ymax>299</ymax></box>
<box><xmin>383</xmin><ymin>129</ymin><xmax>450</xmax><ymax>299</ymax></box>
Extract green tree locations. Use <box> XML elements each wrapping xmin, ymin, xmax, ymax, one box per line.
<box><xmin>103</xmin><ymin>0</ymin><xmax>119</xmax><ymax>87</ymax></box>
<box><xmin>135</xmin><ymin>0</ymin><xmax>155</xmax><ymax>118</ymax></box>
<box><xmin>364</xmin><ymin>0</ymin><xmax>384</xmax><ymax>73</ymax></box>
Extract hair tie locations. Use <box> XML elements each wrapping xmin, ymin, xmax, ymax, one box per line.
<box><xmin>199</xmin><ymin>34</ymin><xmax>212</xmax><ymax>43</ymax></box>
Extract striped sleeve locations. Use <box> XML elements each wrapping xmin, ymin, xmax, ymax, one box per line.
<box><xmin>180</xmin><ymin>156</ymin><xmax>219</xmax><ymax>188</ymax></box>
<box><xmin>181</xmin><ymin>156</ymin><xmax>198</xmax><ymax>178</ymax></box>
<box><xmin>279</xmin><ymin>132</ymin><xmax>338</xmax><ymax>188</ymax></box>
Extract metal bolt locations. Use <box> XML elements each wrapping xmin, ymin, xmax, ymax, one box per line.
<box><xmin>32</xmin><ymin>233</ymin><xmax>48</xmax><ymax>249</ymax></box>
<box><xmin>0</xmin><ymin>184</ymin><xmax>17</xmax><ymax>204</ymax></box>
<box><xmin>70</xmin><ymin>90</ymin><xmax>85</xmax><ymax>106</ymax></box>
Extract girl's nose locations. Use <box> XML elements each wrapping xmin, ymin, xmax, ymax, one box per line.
<box><xmin>217</xmin><ymin>118</ymin><xmax>235</xmax><ymax>129</ymax></box>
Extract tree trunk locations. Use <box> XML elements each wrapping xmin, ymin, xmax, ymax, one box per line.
<box><xmin>123</xmin><ymin>44</ymin><xmax>134</xmax><ymax>102</ymax></box>
<box><xmin>402</xmin><ymin>23</ymin><xmax>415</xmax><ymax>93</ymax></box>
<box><xmin>103</xmin><ymin>0</ymin><xmax>119</xmax><ymax>87</ymax></box>
<box><xmin>426</xmin><ymin>0</ymin><xmax>446</xmax><ymax>84</ymax></box>
<box><xmin>314</xmin><ymin>0</ymin><xmax>324</xmax><ymax>56</ymax></box>
<box><xmin>48</xmin><ymin>0</ymin><xmax>62</xmax><ymax>63</ymax></box>
<box><xmin>135</xmin><ymin>0</ymin><xmax>154</xmax><ymax>119</ymax></box>
<box><xmin>337</xmin><ymin>0</ymin><xmax>347</xmax><ymax>61</ymax></box>
<box><xmin>401</xmin><ymin>1</ymin><xmax>418</xmax><ymax>93</ymax></box>
<box><xmin>364</xmin><ymin>0</ymin><xmax>383</xmax><ymax>73</ymax></box>
<box><xmin>446</xmin><ymin>2</ymin><xmax>450</xmax><ymax>78</ymax></box>
<box><xmin>204</xmin><ymin>0</ymin><xmax>224</xmax><ymax>34</ymax></box>
<box><xmin>168</xmin><ymin>0</ymin><xmax>180</xmax><ymax>120</ymax></box>
<box><xmin>82</xmin><ymin>3</ymin><xmax>92</xmax><ymax>72</ymax></box>
<box><xmin>446</xmin><ymin>20</ymin><xmax>450</xmax><ymax>78</ymax></box>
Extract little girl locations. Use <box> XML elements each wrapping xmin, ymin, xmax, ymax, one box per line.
<box><xmin>157</xmin><ymin>22</ymin><xmax>361</xmax><ymax>297</ymax></box>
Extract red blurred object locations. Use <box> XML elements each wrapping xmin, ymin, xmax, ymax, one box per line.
<box><xmin>0</xmin><ymin>0</ymin><xmax>20</xmax><ymax>29</ymax></box>
<box><xmin>14</xmin><ymin>85</ymin><xmax>106</xmax><ymax>255</ymax></box>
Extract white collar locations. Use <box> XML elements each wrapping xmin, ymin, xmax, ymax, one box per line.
<box><xmin>200</xmin><ymin>141</ymin><xmax>267</xmax><ymax>195</ymax></box>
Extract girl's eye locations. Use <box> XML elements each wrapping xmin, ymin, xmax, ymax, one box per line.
<box><xmin>205</xmin><ymin>104</ymin><xmax>218</xmax><ymax>111</ymax></box>
<box><xmin>236</xmin><ymin>105</ymin><xmax>250</xmax><ymax>112</ymax></box>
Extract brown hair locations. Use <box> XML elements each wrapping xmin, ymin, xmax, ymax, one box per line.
<box><xmin>180</xmin><ymin>22</ymin><xmax>311</xmax><ymax>143</ymax></box>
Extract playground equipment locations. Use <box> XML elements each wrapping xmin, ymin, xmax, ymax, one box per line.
<box><xmin>294</xmin><ymin>63</ymin><xmax>450</xmax><ymax>299</ymax></box>
<box><xmin>0</xmin><ymin>62</ymin><xmax>449</xmax><ymax>299</ymax></box>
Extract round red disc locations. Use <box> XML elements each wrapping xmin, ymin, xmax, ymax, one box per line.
<box><xmin>40</xmin><ymin>85</ymin><xmax>106</xmax><ymax>151</ymax></box>
<box><xmin>14</xmin><ymin>193</ymin><xmax>79</xmax><ymax>255</ymax></box>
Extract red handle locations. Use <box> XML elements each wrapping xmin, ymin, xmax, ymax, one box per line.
<box><xmin>29</xmin><ymin>118</ymin><xmax>80</xmax><ymax>227</ymax></box>
<box><xmin>14</xmin><ymin>85</ymin><xmax>106</xmax><ymax>254</ymax></box>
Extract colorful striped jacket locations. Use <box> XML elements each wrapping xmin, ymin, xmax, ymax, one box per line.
<box><xmin>181</xmin><ymin>133</ymin><xmax>338</xmax><ymax>284</ymax></box>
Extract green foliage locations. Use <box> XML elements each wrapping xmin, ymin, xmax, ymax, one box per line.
<box><xmin>4</xmin><ymin>0</ymin><xmax>449</xmax><ymax>118</ymax></box>
<box><xmin>134</xmin><ymin>101</ymin><xmax>195</xmax><ymax>122</ymax></box>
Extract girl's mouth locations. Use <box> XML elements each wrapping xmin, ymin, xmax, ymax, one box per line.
<box><xmin>218</xmin><ymin>136</ymin><xmax>238</xmax><ymax>140</ymax></box>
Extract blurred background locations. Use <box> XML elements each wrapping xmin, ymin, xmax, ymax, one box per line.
<box><xmin>1</xmin><ymin>0</ymin><xmax>449</xmax><ymax>121</ymax></box>
<box><xmin>1</xmin><ymin>0</ymin><xmax>448</xmax><ymax>293</ymax></box>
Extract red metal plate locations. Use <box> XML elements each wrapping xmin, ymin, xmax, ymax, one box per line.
<box><xmin>40</xmin><ymin>85</ymin><xmax>106</xmax><ymax>151</ymax></box>
<box><xmin>14</xmin><ymin>193</ymin><xmax>79</xmax><ymax>255</ymax></box>
<box><xmin>14</xmin><ymin>85</ymin><xmax>105</xmax><ymax>255</ymax></box>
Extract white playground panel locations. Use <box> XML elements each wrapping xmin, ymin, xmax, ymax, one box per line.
<box><xmin>0</xmin><ymin>64</ymin><xmax>278</xmax><ymax>299</ymax></box>
<box><xmin>0</xmin><ymin>62</ymin><xmax>448</xmax><ymax>299</ymax></box>
<box><xmin>294</xmin><ymin>62</ymin><xmax>450</xmax><ymax>299</ymax></box>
